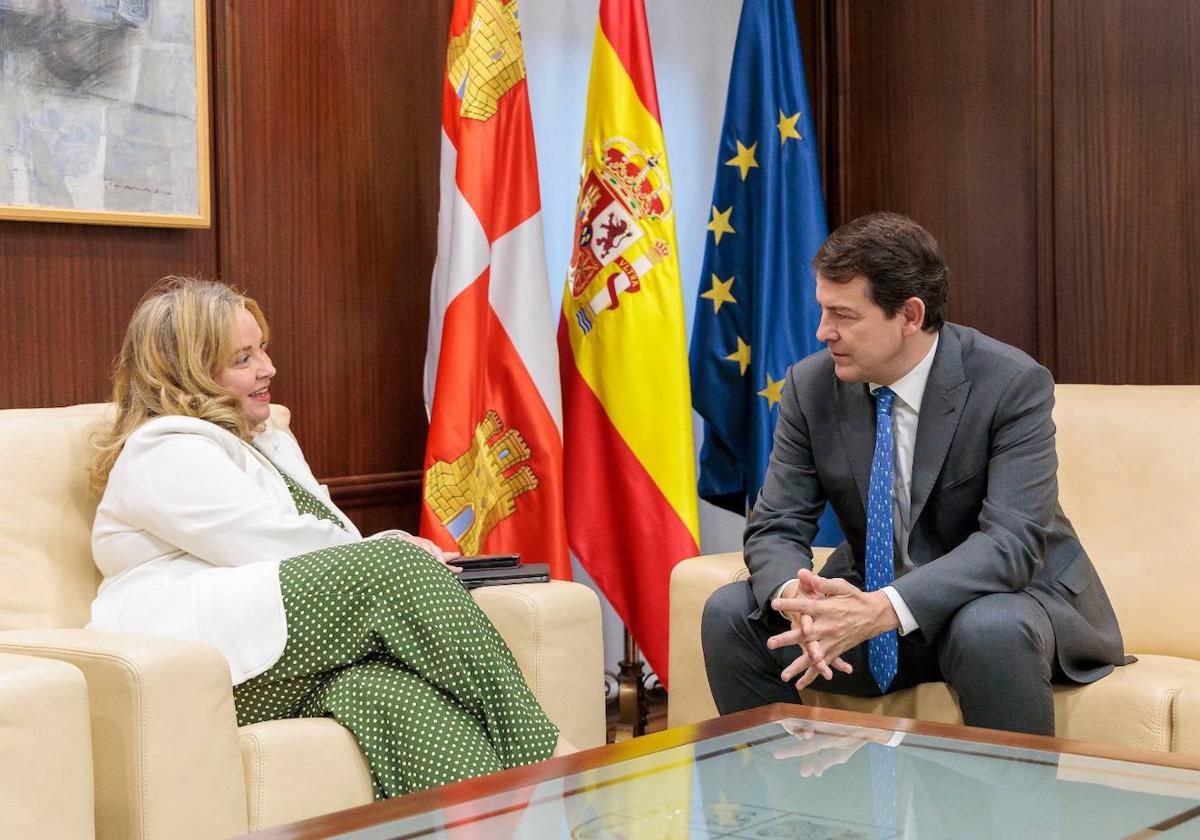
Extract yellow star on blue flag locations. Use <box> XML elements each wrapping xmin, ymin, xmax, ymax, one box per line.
<box><xmin>707</xmin><ymin>205</ymin><xmax>735</xmax><ymax>244</ymax></box>
<box><xmin>726</xmin><ymin>140</ymin><xmax>759</xmax><ymax>180</ymax></box>
<box><xmin>776</xmin><ymin>110</ymin><xmax>801</xmax><ymax>143</ymax></box>
<box><xmin>725</xmin><ymin>336</ymin><xmax>751</xmax><ymax>375</ymax></box>
<box><xmin>702</xmin><ymin>274</ymin><xmax>737</xmax><ymax>313</ymax></box>
<box><xmin>757</xmin><ymin>372</ymin><xmax>785</xmax><ymax>407</ymax></box>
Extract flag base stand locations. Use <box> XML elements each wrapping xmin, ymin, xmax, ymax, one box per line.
<box><xmin>613</xmin><ymin>629</ymin><xmax>648</xmax><ymax>741</ymax></box>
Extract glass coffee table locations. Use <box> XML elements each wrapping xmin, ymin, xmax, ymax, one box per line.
<box><xmin>252</xmin><ymin>704</ymin><xmax>1200</xmax><ymax>838</ymax></box>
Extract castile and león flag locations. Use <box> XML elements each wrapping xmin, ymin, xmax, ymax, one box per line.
<box><xmin>421</xmin><ymin>0</ymin><xmax>569</xmax><ymax>581</ymax></box>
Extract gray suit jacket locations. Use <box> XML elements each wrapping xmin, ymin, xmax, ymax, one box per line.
<box><xmin>744</xmin><ymin>323</ymin><xmax>1126</xmax><ymax>683</ymax></box>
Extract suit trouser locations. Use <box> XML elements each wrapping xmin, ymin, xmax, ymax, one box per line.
<box><xmin>701</xmin><ymin>581</ymin><xmax>1060</xmax><ymax>736</ymax></box>
<box><xmin>233</xmin><ymin>538</ymin><xmax>558</xmax><ymax>798</ymax></box>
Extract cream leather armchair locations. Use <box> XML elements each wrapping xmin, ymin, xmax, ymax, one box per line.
<box><xmin>0</xmin><ymin>653</ymin><xmax>95</xmax><ymax>839</ymax></box>
<box><xmin>670</xmin><ymin>385</ymin><xmax>1200</xmax><ymax>754</ymax></box>
<box><xmin>0</xmin><ymin>404</ymin><xmax>605</xmax><ymax>839</ymax></box>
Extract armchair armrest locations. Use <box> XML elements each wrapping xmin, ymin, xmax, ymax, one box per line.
<box><xmin>0</xmin><ymin>629</ymin><xmax>247</xmax><ymax>840</ymax></box>
<box><xmin>668</xmin><ymin>553</ymin><xmax>747</xmax><ymax>728</ymax></box>
<box><xmin>0</xmin><ymin>653</ymin><xmax>94</xmax><ymax>840</ymax></box>
<box><xmin>472</xmin><ymin>580</ymin><xmax>605</xmax><ymax>749</ymax></box>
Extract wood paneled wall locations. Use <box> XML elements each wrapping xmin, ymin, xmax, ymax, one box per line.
<box><xmin>831</xmin><ymin>1</ymin><xmax>1040</xmax><ymax>356</ymax></box>
<box><xmin>1050</xmin><ymin>0</ymin><xmax>1200</xmax><ymax>383</ymax></box>
<box><xmin>0</xmin><ymin>223</ymin><xmax>217</xmax><ymax>407</ymax></box>
<box><xmin>801</xmin><ymin>0</ymin><xmax>1200</xmax><ymax>383</ymax></box>
<box><xmin>0</xmin><ymin>0</ymin><xmax>450</xmax><ymax>532</ymax></box>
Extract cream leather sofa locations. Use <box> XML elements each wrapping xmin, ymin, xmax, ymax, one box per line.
<box><xmin>0</xmin><ymin>403</ymin><xmax>605</xmax><ymax>839</ymax></box>
<box><xmin>0</xmin><ymin>653</ymin><xmax>95</xmax><ymax>839</ymax></box>
<box><xmin>670</xmin><ymin>384</ymin><xmax>1200</xmax><ymax>754</ymax></box>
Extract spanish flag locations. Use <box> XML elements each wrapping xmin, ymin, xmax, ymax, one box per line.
<box><xmin>422</xmin><ymin>0</ymin><xmax>569</xmax><ymax>579</ymax></box>
<box><xmin>559</xmin><ymin>0</ymin><xmax>699</xmax><ymax>684</ymax></box>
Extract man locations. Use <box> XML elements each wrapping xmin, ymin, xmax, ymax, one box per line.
<box><xmin>701</xmin><ymin>212</ymin><xmax>1127</xmax><ymax>736</ymax></box>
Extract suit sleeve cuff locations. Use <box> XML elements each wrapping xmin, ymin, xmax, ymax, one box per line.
<box><xmin>883</xmin><ymin>586</ymin><xmax>919</xmax><ymax>636</ymax></box>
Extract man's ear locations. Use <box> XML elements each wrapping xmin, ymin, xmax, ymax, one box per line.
<box><xmin>900</xmin><ymin>297</ymin><xmax>926</xmax><ymax>335</ymax></box>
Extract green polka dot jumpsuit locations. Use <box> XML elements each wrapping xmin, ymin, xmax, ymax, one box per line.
<box><xmin>232</xmin><ymin>471</ymin><xmax>559</xmax><ymax>798</ymax></box>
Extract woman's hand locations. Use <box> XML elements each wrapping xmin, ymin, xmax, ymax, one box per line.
<box><xmin>398</xmin><ymin>534</ymin><xmax>463</xmax><ymax>573</ymax></box>
<box><xmin>368</xmin><ymin>530</ymin><xmax>463</xmax><ymax>572</ymax></box>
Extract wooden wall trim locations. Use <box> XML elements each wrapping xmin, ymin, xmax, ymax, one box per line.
<box><xmin>1033</xmin><ymin>0</ymin><xmax>1057</xmax><ymax>373</ymax></box>
<box><xmin>804</xmin><ymin>0</ymin><xmax>835</xmax><ymax>221</ymax></box>
<box><xmin>324</xmin><ymin>471</ymin><xmax>422</xmax><ymax>508</ymax></box>
<box><xmin>831</xmin><ymin>0</ymin><xmax>851</xmax><ymax>227</ymax></box>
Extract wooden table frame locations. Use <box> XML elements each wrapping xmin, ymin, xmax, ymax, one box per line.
<box><xmin>248</xmin><ymin>703</ymin><xmax>1200</xmax><ymax>838</ymax></box>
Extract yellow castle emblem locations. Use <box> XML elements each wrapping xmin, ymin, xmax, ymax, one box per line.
<box><xmin>423</xmin><ymin>410</ymin><xmax>538</xmax><ymax>554</ymax></box>
<box><xmin>447</xmin><ymin>0</ymin><xmax>526</xmax><ymax>121</ymax></box>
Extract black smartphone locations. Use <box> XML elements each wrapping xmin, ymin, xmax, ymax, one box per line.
<box><xmin>455</xmin><ymin>553</ymin><xmax>521</xmax><ymax>569</ymax></box>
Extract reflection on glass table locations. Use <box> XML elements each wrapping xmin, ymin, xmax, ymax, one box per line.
<box><xmin>337</xmin><ymin>716</ymin><xmax>1200</xmax><ymax>839</ymax></box>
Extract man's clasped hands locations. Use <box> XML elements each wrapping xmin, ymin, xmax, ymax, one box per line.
<box><xmin>767</xmin><ymin>568</ymin><xmax>902</xmax><ymax>691</ymax></box>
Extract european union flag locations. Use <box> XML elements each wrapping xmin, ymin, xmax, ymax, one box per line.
<box><xmin>688</xmin><ymin>0</ymin><xmax>842</xmax><ymax>545</ymax></box>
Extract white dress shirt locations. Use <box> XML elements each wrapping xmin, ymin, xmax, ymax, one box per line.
<box><xmin>773</xmin><ymin>335</ymin><xmax>939</xmax><ymax>638</ymax></box>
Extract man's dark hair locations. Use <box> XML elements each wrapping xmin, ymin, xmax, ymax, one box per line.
<box><xmin>813</xmin><ymin>212</ymin><xmax>949</xmax><ymax>331</ymax></box>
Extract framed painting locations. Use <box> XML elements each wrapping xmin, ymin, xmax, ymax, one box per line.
<box><xmin>0</xmin><ymin>0</ymin><xmax>210</xmax><ymax>227</ymax></box>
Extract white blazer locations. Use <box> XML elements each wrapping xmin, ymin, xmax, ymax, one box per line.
<box><xmin>89</xmin><ymin>415</ymin><xmax>362</xmax><ymax>684</ymax></box>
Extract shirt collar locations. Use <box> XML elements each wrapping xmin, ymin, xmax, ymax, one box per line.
<box><xmin>870</xmin><ymin>333</ymin><xmax>940</xmax><ymax>413</ymax></box>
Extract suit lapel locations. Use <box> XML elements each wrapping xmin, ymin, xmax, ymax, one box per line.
<box><xmin>908</xmin><ymin>327</ymin><xmax>971</xmax><ymax>531</ymax></box>
<box><xmin>834</xmin><ymin>377</ymin><xmax>877</xmax><ymax>514</ymax></box>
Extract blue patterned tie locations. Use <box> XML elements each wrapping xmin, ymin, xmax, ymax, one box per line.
<box><xmin>866</xmin><ymin>386</ymin><xmax>899</xmax><ymax>693</ymax></box>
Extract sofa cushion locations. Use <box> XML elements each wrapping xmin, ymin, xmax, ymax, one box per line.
<box><xmin>1050</xmin><ymin>654</ymin><xmax>1200</xmax><ymax>751</ymax></box>
<box><xmin>1053</xmin><ymin>385</ymin><xmax>1200</xmax><ymax>659</ymax></box>
<box><xmin>0</xmin><ymin>404</ymin><xmax>109</xmax><ymax>630</ymax></box>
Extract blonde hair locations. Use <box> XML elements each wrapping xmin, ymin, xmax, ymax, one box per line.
<box><xmin>90</xmin><ymin>276</ymin><xmax>270</xmax><ymax>493</ymax></box>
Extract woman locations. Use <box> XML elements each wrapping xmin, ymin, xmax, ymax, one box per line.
<box><xmin>88</xmin><ymin>276</ymin><xmax>566</xmax><ymax>798</ymax></box>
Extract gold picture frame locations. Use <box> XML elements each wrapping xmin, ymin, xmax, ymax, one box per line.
<box><xmin>0</xmin><ymin>0</ymin><xmax>211</xmax><ymax>228</ymax></box>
